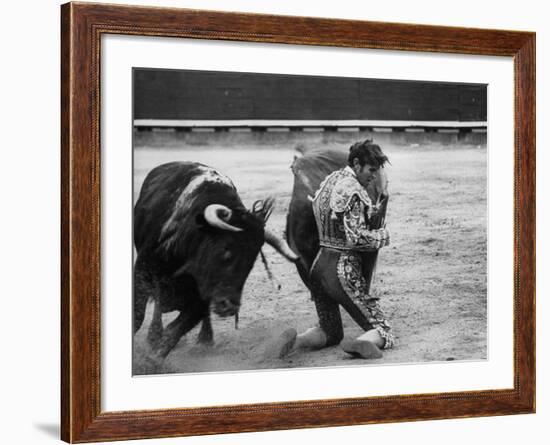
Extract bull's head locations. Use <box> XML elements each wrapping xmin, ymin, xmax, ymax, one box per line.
<box><xmin>171</xmin><ymin>197</ymin><xmax>298</xmax><ymax>318</ymax></box>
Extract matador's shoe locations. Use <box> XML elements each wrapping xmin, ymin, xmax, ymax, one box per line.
<box><xmin>340</xmin><ymin>337</ymin><xmax>383</xmax><ymax>359</ymax></box>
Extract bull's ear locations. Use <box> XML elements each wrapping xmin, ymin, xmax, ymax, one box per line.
<box><xmin>252</xmin><ymin>196</ymin><xmax>275</xmax><ymax>222</ymax></box>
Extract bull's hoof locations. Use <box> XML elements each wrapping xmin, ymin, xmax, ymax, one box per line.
<box><xmin>341</xmin><ymin>337</ymin><xmax>383</xmax><ymax>359</ymax></box>
<box><xmin>140</xmin><ymin>354</ymin><xmax>165</xmax><ymax>374</ymax></box>
<box><xmin>264</xmin><ymin>328</ymin><xmax>297</xmax><ymax>359</ymax></box>
<box><xmin>196</xmin><ymin>333</ymin><xmax>214</xmax><ymax>346</ymax></box>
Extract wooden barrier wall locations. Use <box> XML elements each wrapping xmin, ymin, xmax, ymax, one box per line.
<box><xmin>134</xmin><ymin>69</ymin><xmax>487</xmax><ymax>122</ymax></box>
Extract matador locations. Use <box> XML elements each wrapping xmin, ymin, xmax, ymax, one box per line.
<box><xmin>276</xmin><ymin>141</ymin><xmax>393</xmax><ymax>359</ymax></box>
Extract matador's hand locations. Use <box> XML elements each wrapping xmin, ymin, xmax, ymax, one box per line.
<box><xmin>366</xmin><ymin>227</ymin><xmax>390</xmax><ymax>249</ymax></box>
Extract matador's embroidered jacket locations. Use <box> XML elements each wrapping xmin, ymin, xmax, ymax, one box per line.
<box><xmin>311</xmin><ymin>166</ymin><xmax>390</xmax><ymax>251</ymax></box>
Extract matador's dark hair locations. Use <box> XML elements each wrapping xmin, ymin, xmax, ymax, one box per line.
<box><xmin>348</xmin><ymin>139</ymin><xmax>390</xmax><ymax>169</ymax></box>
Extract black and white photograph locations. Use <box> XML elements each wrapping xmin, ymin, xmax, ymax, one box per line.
<box><xmin>132</xmin><ymin>68</ymin><xmax>488</xmax><ymax>376</ymax></box>
<box><xmin>3</xmin><ymin>0</ymin><xmax>545</xmax><ymax>443</ymax></box>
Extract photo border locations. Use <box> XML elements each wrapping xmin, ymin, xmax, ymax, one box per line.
<box><xmin>61</xmin><ymin>2</ymin><xmax>535</xmax><ymax>442</ymax></box>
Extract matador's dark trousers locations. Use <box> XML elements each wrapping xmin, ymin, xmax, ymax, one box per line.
<box><xmin>309</xmin><ymin>247</ymin><xmax>394</xmax><ymax>349</ymax></box>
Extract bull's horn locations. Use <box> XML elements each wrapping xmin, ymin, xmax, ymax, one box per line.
<box><xmin>204</xmin><ymin>204</ymin><xmax>243</xmax><ymax>232</ymax></box>
<box><xmin>264</xmin><ymin>229</ymin><xmax>299</xmax><ymax>262</ymax></box>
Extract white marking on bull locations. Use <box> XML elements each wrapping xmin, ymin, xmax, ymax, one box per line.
<box><xmin>159</xmin><ymin>167</ymin><xmax>235</xmax><ymax>247</ymax></box>
<box><xmin>179</xmin><ymin>166</ymin><xmax>234</xmax><ymax>203</ymax></box>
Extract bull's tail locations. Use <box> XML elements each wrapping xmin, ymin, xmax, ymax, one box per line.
<box><xmin>260</xmin><ymin>249</ymin><xmax>282</xmax><ymax>290</ymax></box>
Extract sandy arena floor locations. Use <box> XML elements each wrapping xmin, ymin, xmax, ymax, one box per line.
<box><xmin>132</xmin><ymin>131</ymin><xmax>487</xmax><ymax>375</ymax></box>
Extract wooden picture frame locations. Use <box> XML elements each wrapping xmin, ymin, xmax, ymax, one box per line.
<box><xmin>61</xmin><ymin>2</ymin><xmax>535</xmax><ymax>442</ymax></box>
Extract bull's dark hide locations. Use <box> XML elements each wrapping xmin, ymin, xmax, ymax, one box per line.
<box><xmin>134</xmin><ymin>162</ymin><xmax>282</xmax><ymax>360</ymax></box>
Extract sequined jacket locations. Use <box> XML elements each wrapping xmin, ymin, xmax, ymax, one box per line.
<box><xmin>311</xmin><ymin>166</ymin><xmax>390</xmax><ymax>251</ymax></box>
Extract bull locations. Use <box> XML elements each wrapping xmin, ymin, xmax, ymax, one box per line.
<box><xmin>134</xmin><ymin>161</ymin><xmax>298</xmax><ymax>359</ymax></box>
<box><xmin>286</xmin><ymin>149</ymin><xmax>389</xmax><ymax>322</ymax></box>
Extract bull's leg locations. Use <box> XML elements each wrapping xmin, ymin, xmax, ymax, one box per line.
<box><xmin>146</xmin><ymin>298</ymin><xmax>164</xmax><ymax>349</ymax></box>
<box><xmin>197</xmin><ymin>313</ymin><xmax>214</xmax><ymax>345</ymax></box>
<box><xmin>134</xmin><ymin>256</ymin><xmax>155</xmax><ymax>334</ymax></box>
<box><xmin>152</xmin><ymin>301</ymin><xmax>208</xmax><ymax>359</ymax></box>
